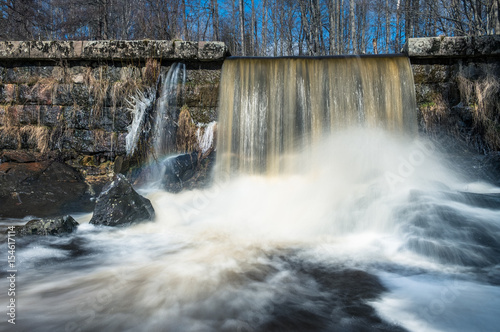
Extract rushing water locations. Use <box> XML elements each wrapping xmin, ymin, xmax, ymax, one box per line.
<box><xmin>2</xmin><ymin>57</ymin><xmax>500</xmax><ymax>332</ymax></box>
<box><xmin>126</xmin><ymin>62</ymin><xmax>186</xmax><ymax>159</ymax></box>
<box><xmin>3</xmin><ymin>130</ymin><xmax>499</xmax><ymax>332</ymax></box>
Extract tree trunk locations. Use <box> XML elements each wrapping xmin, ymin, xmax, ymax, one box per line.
<box><xmin>350</xmin><ymin>0</ymin><xmax>356</xmax><ymax>53</ymax></box>
<box><xmin>386</xmin><ymin>0</ymin><xmax>390</xmax><ymax>52</ymax></box>
<box><xmin>329</xmin><ymin>0</ymin><xmax>335</xmax><ymax>55</ymax></box>
<box><xmin>182</xmin><ymin>0</ymin><xmax>188</xmax><ymax>40</ymax></box>
<box><xmin>262</xmin><ymin>0</ymin><xmax>268</xmax><ymax>55</ymax></box>
<box><xmin>337</xmin><ymin>0</ymin><xmax>342</xmax><ymax>54</ymax></box>
<box><xmin>239</xmin><ymin>0</ymin><xmax>245</xmax><ymax>55</ymax></box>
<box><xmin>212</xmin><ymin>0</ymin><xmax>220</xmax><ymax>40</ymax></box>
<box><xmin>396</xmin><ymin>0</ymin><xmax>401</xmax><ymax>52</ymax></box>
<box><xmin>299</xmin><ymin>1</ymin><xmax>312</xmax><ymax>55</ymax></box>
<box><xmin>251</xmin><ymin>0</ymin><xmax>257</xmax><ymax>56</ymax></box>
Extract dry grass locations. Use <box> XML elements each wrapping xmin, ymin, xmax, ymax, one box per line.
<box><xmin>419</xmin><ymin>93</ymin><xmax>451</xmax><ymax>134</ymax></box>
<box><xmin>84</xmin><ymin>67</ymin><xmax>109</xmax><ymax>119</ymax></box>
<box><xmin>143</xmin><ymin>59</ymin><xmax>161</xmax><ymax>85</ymax></box>
<box><xmin>458</xmin><ymin>74</ymin><xmax>500</xmax><ymax>150</ymax></box>
<box><xmin>20</xmin><ymin>125</ymin><xmax>50</xmax><ymax>154</ymax></box>
<box><xmin>30</xmin><ymin>77</ymin><xmax>59</xmax><ymax>104</ymax></box>
<box><xmin>176</xmin><ymin>105</ymin><xmax>198</xmax><ymax>153</ymax></box>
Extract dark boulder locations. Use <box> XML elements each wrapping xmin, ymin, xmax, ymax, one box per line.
<box><xmin>89</xmin><ymin>174</ymin><xmax>155</xmax><ymax>227</ymax></box>
<box><xmin>15</xmin><ymin>215</ymin><xmax>79</xmax><ymax>236</ymax></box>
<box><xmin>0</xmin><ymin>156</ymin><xmax>94</xmax><ymax>218</ymax></box>
<box><xmin>162</xmin><ymin>152</ymin><xmax>198</xmax><ymax>192</ymax></box>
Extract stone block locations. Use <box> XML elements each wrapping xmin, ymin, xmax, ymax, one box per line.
<box><xmin>82</xmin><ymin>41</ymin><xmax>111</xmax><ymax>59</ymax></box>
<box><xmin>63</xmin><ymin>106</ymin><xmax>91</xmax><ymax>130</ymax></box>
<box><xmin>5</xmin><ymin>106</ymin><xmax>21</xmax><ymax>125</ymax></box>
<box><xmin>53</xmin><ymin>84</ymin><xmax>74</xmax><ymax>105</ymax></box>
<box><xmin>5</xmin><ymin>67</ymin><xmax>32</xmax><ymax>84</ymax></box>
<box><xmin>18</xmin><ymin>105</ymin><xmax>41</xmax><ymax>125</ymax></box>
<box><xmin>0</xmin><ymin>41</ymin><xmax>30</xmax><ymax>58</ymax></box>
<box><xmin>0</xmin><ymin>127</ymin><xmax>19</xmax><ymax>149</ymax></box>
<box><xmin>0</xmin><ymin>84</ymin><xmax>18</xmax><ymax>103</ymax></box>
<box><xmin>96</xmin><ymin>107</ymin><xmax>130</xmax><ymax>132</ymax></box>
<box><xmin>41</xmin><ymin>105</ymin><xmax>63</xmax><ymax>127</ymax></box>
<box><xmin>198</xmin><ymin>41</ymin><xmax>228</xmax><ymax>61</ymax></box>
<box><xmin>0</xmin><ymin>105</ymin><xmax>6</xmax><ymax>126</ymax></box>
<box><xmin>19</xmin><ymin>83</ymin><xmax>54</xmax><ymax>105</ymax></box>
<box><xmin>406</xmin><ymin>36</ymin><xmax>500</xmax><ymax>58</ymax></box>
<box><xmin>183</xmin><ymin>84</ymin><xmax>219</xmax><ymax>108</ymax></box>
<box><xmin>412</xmin><ymin>64</ymin><xmax>452</xmax><ymax>84</ymax></box>
<box><xmin>174</xmin><ymin>41</ymin><xmax>198</xmax><ymax>60</ymax></box>
<box><xmin>473</xmin><ymin>35</ymin><xmax>500</xmax><ymax>56</ymax></box>
<box><xmin>29</xmin><ymin>41</ymin><xmax>80</xmax><ymax>59</ymax></box>
<box><xmin>151</xmin><ymin>41</ymin><xmax>175</xmax><ymax>58</ymax></box>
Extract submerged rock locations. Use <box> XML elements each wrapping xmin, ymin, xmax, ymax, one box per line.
<box><xmin>90</xmin><ymin>174</ymin><xmax>155</xmax><ymax>227</ymax></box>
<box><xmin>15</xmin><ymin>215</ymin><xmax>79</xmax><ymax>236</ymax></box>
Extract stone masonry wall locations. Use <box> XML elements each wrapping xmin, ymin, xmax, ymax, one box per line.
<box><xmin>0</xmin><ymin>40</ymin><xmax>227</xmax><ymax>163</ymax></box>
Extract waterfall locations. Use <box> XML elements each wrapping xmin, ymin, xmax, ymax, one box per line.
<box><xmin>216</xmin><ymin>56</ymin><xmax>417</xmax><ymax>175</ymax></box>
<box><xmin>197</xmin><ymin>121</ymin><xmax>217</xmax><ymax>155</ymax></box>
<box><xmin>153</xmin><ymin>62</ymin><xmax>186</xmax><ymax>159</ymax></box>
<box><xmin>126</xmin><ymin>62</ymin><xmax>186</xmax><ymax>159</ymax></box>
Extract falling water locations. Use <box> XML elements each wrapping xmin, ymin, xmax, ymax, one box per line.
<box><xmin>126</xmin><ymin>62</ymin><xmax>186</xmax><ymax>159</ymax></box>
<box><xmin>153</xmin><ymin>62</ymin><xmax>186</xmax><ymax>158</ymax></box>
<box><xmin>217</xmin><ymin>56</ymin><xmax>417</xmax><ymax>175</ymax></box>
<box><xmin>197</xmin><ymin>121</ymin><xmax>217</xmax><ymax>155</ymax></box>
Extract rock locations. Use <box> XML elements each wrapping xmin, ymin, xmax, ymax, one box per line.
<box><xmin>1</xmin><ymin>150</ymin><xmax>37</xmax><ymax>163</ymax></box>
<box><xmin>183</xmin><ymin>151</ymin><xmax>217</xmax><ymax>190</ymax></box>
<box><xmin>162</xmin><ymin>152</ymin><xmax>198</xmax><ymax>192</ymax></box>
<box><xmin>89</xmin><ymin>174</ymin><xmax>155</xmax><ymax>227</ymax></box>
<box><xmin>173</xmin><ymin>41</ymin><xmax>198</xmax><ymax>60</ymax></box>
<box><xmin>0</xmin><ymin>160</ymin><xmax>94</xmax><ymax>218</ymax></box>
<box><xmin>15</xmin><ymin>215</ymin><xmax>79</xmax><ymax>236</ymax></box>
<box><xmin>198</xmin><ymin>41</ymin><xmax>229</xmax><ymax>61</ymax></box>
<box><xmin>405</xmin><ymin>35</ymin><xmax>500</xmax><ymax>58</ymax></box>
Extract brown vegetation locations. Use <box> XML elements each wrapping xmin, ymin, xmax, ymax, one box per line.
<box><xmin>458</xmin><ymin>74</ymin><xmax>500</xmax><ymax>150</ymax></box>
<box><xmin>176</xmin><ymin>105</ymin><xmax>198</xmax><ymax>153</ymax></box>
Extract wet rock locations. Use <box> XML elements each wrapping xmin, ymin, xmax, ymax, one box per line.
<box><xmin>162</xmin><ymin>152</ymin><xmax>198</xmax><ymax>192</ymax></box>
<box><xmin>0</xmin><ymin>159</ymin><xmax>94</xmax><ymax>218</ymax></box>
<box><xmin>15</xmin><ymin>215</ymin><xmax>79</xmax><ymax>236</ymax></box>
<box><xmin>183</xmin><ymin>152</ymin><xmax>217</xmax><ymax>190</ymax></box>
<box><xmin>89</xmin><ymin>174</ymin><xmax>155</xmax><ymax>227</ymax></box>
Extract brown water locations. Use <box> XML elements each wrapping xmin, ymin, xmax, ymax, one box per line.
<box><xmin>216</xmin><ymin>56</ymin><xmax>417</xmax><ymax>175</ymax></box>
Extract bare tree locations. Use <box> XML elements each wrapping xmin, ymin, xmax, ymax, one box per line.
<box><xmin>239</xmin><ymin>0</ymin><xmax>245</xmax><ymax>55</ymax></box>
<box><xmin>350</xmin><ymin>0</ymin><xmax>357</xmax><ymax>53</ymax></box>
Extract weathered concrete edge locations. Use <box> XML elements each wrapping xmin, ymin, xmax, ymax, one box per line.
<box><xmin>0</xmin><ymin>40</ymin><xmax>230</xmax><ymax>61</ymax></box>
<box><xmin>404</xmin><ymin>35</ymin><xmax>500</xmax><ymax>59</ymax></box>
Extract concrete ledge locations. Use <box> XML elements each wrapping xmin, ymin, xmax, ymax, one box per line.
<box><xmin>405</xmin><ymin>36</ymin><xmax>500</xmax><ymax>58</ymax></box>
<box><xmin>0</xmin><ymin>40</ymin><xmax>229</xmax><ymax>61</ymax></box>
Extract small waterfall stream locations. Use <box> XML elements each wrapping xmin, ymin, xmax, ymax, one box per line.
<box><xmin>125</xmin><ymin>62</ymin><xmax>187</xmax><ymax>186</ymax></box>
